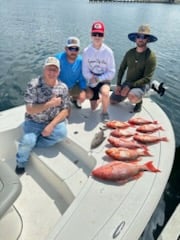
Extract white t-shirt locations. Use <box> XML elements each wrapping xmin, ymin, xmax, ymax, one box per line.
<box><xmin>82</xmin><ymin>43</ymin><xmax>116</xmax><ymax>87</ymax></box>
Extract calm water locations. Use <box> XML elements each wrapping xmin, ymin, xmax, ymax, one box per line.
<box><xmin>0</xmin><ymin>0</ymin><xmax>180</xmax><ymax>239</ymax></box>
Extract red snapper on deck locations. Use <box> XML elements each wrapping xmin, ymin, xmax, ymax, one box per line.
<box><xmin>106</xmin><ymin>120</ymin><xmax>130</xmax><ymax>129</ymax></box>
<box><xmin>92</xmin><ymin>161</ymin><xmax>160</xmax><ymax>183</ymax></box>
<box><xmin>106</xmin><ymin>147</ymin><xmax>152</xmax><ymax>161</ymax></box>
<box><xmin>108</xmin><ymin>136</ymin><xmax>146</xmax><ymax>149</ymax></box>
<box><xmin>128</xmin><ymin>117</ymin><xmax>158</xmax><ymax>125</ymax></box>
<box><xmin>110</xmin><ymin>128</ymin><xmax>134</xmax><ymax>138</ymax></box>
<box><xmin>134</xmin><ymin>133</ymin><xmax>168</xmax><ymax>144</ymax></box>
<box><xmin>136</xmin><ymin>124</ymin><xmax>164</xmax><ymax>133</ymax></box>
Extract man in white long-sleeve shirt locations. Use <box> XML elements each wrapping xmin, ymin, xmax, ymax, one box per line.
<box><xmin>82</xmin><ymin>21</ymin><xmax>116</xmax><ymax>122</ymax></box>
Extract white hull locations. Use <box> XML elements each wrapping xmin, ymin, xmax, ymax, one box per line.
<box><xmin>0</xmin><ymin>98</ymin><xmax>175</xmax><ymax>240</ymax></box>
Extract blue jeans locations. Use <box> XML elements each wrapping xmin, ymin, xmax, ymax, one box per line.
<box><xmin>16</xmin><ymin>120</ymin><xmax>67</xmax><ymax>168</ymax></box>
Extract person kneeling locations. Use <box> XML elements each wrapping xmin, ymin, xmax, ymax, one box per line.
<box><xmin>110</xmin><ymin>24</ymin><xmax>158</xmax><ymax>112</ymax></box>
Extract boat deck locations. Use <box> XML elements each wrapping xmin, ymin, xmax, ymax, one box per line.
<box><xmin>0</xmin><ymin>98</ymin><xmax>175</xmax><ymax>240</ymax></box>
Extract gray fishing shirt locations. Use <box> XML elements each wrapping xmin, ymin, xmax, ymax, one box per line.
<box><xmin>24</xmin><ymin>77</ymin><xmax>70</xmax><ymax>123</ymax></box>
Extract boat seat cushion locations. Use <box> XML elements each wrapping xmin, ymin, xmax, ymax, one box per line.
<box><xmin>0</xmin><ymin>161</ymin><xmax>22</xmax><ymax>219</ymax></box>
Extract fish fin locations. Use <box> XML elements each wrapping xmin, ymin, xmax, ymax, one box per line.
<box><xmin>142</xmin><ymin>145</ymin><xmax>149</xmax><ymax>151</ymax></box>
<box><xmin>144</xmin><ymin>148</ymin><xmax>152</xmax><ymax>156</ymax></box>
<box><xmin>117</xmin><ymin>179</ymin><xmax>131</xmax><ymax>185</ymax></box>
<box><xmin>134</xmin><ymin>172</ymin><xmax>143</xmax><ymax>180</ymax></box>
<box><xmin>145</xmin><ymin>161</ymin><xmax>161</xmax><ymax>172</ymax></box>
<box><xmin>117</xmin><ymin>173</ymin><xmax>143</xmax><ymax>185</ymax></box>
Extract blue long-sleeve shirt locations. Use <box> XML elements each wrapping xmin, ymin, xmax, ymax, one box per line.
<box><xmin>55</xmin><ymin>52</ymin><xmax>87</xmax><ymax>90</ymax></box>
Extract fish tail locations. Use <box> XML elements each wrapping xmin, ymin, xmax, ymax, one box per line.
<box><xmin>144</xmin><ymin>161</ymin><xmax>161</xmax><ymax>172</ymax></box>
<box><xmin>161</xmin><ymin>137</ymin><xmax>168</xmax><ymax>142</ymax></box>
<box><xmin>160</xmin><ymin>126</ymin><xmax>165</xmax><ymax>131</ymax></box>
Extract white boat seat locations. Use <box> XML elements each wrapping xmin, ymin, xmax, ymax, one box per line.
<box><xmin>0</xmin><ymin>161</ymin><xmax>22</xmax><ymax>219</ymax></box>
<box><xmin>31</xmin><ymin>138</ymin><xmax>96</xmax><ymax>197</ymax></box>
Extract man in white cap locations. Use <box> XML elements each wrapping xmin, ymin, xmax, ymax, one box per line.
<box><xmin>110</xmin><ymin>24</ymin><xmax>158</xmax><ymax>112</ymax></box>
<box><xmin>55</xmin><ymin>37</ymin><xmax>87</xmax><ymax>109</ymax></box>
<box><xmin>15</xmin><ymin>57</ymin><xmax>70</xmax><ymax>175</ymax></box>
<box><xmin>82</xmin><ymin>21</ymin><xmax>116</xmax><ymax>122</ymax></box>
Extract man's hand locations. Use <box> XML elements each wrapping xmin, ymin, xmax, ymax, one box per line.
<box><xmin>120</xmin><ymin>86</ymin><xmax>130</xmax><ymax>97</ymax></box>
<box><xmin>41</xmin><ymin>124</ymin><xmax>54</xmax><ymax>137</ymax></box>
<box><xmin>114</xmin><ymin>86</ymin><xmax>122</xmax><ymax>95</ymax></box>
<box><xmin>89</xmin><ymin>76</ymin><xmax>98</xmax><ymax>85</ymax></box>
<box><xmin>26</xmin><ymin>96</ymin><xmax>62</xmax><ymax>115</ymax></box>
<box><xmin>48</xmin><ymin>96</ymin><xmax>61</xmax><ymax>108</ymax></box>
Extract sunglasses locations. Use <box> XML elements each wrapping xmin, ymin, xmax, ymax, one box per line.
<box><xmin>136</xmin><ymin>34</ymin><xmax>148</xmax><ymax>40</ymax></box>
<box><xmin>91</xmin><ymin>32</ymin><xmax>104</xmax><ymax>38</ymax></box>
<box><xmin>68</xmin><ymin>47</ymin><xmax>79</xmax><ymax>52</ymax></box>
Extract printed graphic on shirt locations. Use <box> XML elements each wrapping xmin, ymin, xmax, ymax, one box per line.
<box><xmin>88</xmin><ymin>58</ymin><xmax>107</xmax><ymax>75</ymax></box>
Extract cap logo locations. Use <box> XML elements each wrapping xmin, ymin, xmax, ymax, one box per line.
<box><xmin>94</xmin><ymin>23</ymin><xmax>102</xmax><ymax>30</ymax></box>
<box><xmin>68</xmin><ymin>39</ymin><xmax>78</xmax><ymax>45</ymax></box>
<box><xmin>44</xmin><ymin>57</ymin><xmax>60</xmax><ymax>69</ymax></box>
<box><xmin>47</xmin><ymin>57</ymin><xmax>54</xmax><ymax>63</ymax></box>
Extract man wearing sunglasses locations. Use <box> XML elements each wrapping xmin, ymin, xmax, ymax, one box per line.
<box><xmin>110</xmin><ymin>24</ymin><xmax>158</xmax><ymax>112</ymax></box>
<box><xmin>55</xmin><ymin>37</ymin><xmax>87</xmax><ymax>109</ymax></box>
<box><xmin>82</xmin><ymin>21</ymin><xmax>116</xmax><ymax>122</ymax></box>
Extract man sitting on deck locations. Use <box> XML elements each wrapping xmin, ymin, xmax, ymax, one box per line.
<box><xmin>110</xmin><ymin>24</ymin><xmax>158</xmax><ymax>112</ymax></box>
<box><xmin>15</xmin><ymin>57</ymin><xmax>70</xmax><ymax>175</ymax></box>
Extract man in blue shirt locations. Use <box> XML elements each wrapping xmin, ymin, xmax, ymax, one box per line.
<box><xmin>55</xmin><ymin>37</ymin><xmax>87</xmax><ymax>108</ymax></box>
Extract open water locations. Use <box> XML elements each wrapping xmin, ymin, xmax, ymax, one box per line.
<box><xmin>0</xmin><ymin>0</ymin><xmax>180</xmax><ymax>239</ymax></box>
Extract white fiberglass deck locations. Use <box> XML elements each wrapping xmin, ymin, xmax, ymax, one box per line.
<box><xmin>0</xmin><ymin>98</ymin><xmax>175</xmax><ymax>240</ymax></box>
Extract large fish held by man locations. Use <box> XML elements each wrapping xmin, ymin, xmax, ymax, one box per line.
<box><xmin>105</xmin><ymin>147</ymin><xmax>152</xmax><ymax>161</ymax></box>
<box><xmin>92</xmin><ymin>161</ymin><xmax>160</xmax><ymax>183</ymax></box>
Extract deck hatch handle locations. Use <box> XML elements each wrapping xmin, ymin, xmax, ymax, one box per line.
<box><xmin>112</xmin><ymin>221</ymin><xmax>125</xmax><ymax>239</ymax></box>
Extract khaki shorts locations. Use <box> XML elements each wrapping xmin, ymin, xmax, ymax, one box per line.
<box><xmin>69</xmin><ymin>84</ymin><xmax>82</xmax><ymax>97</ymax></box>
<box><xmin>110</xmin><ymin>83</ymin><xmax>148</xmax><ymax>103</ymax></box>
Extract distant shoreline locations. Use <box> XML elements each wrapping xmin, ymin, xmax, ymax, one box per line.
<box><xmin>89</xmin><ymin>0</ymin><xmax>180</xmax><ymax>3</ymax></box>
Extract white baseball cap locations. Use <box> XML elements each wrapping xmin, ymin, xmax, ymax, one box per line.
<box><xmin>44</xmin><ymin>57</ymin><xmax>60</xmax><ymax>69</ymax></box>
<box><xmin>66</xmin><ymin>36</ymin><xmax>80</xmax><ymax>48</ymax></box>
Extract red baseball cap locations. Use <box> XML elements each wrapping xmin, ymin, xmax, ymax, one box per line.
<box><xmin>91</xmin><ymin>21</ymin><xmax>105</xmax><ymax>33</ymax></box>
